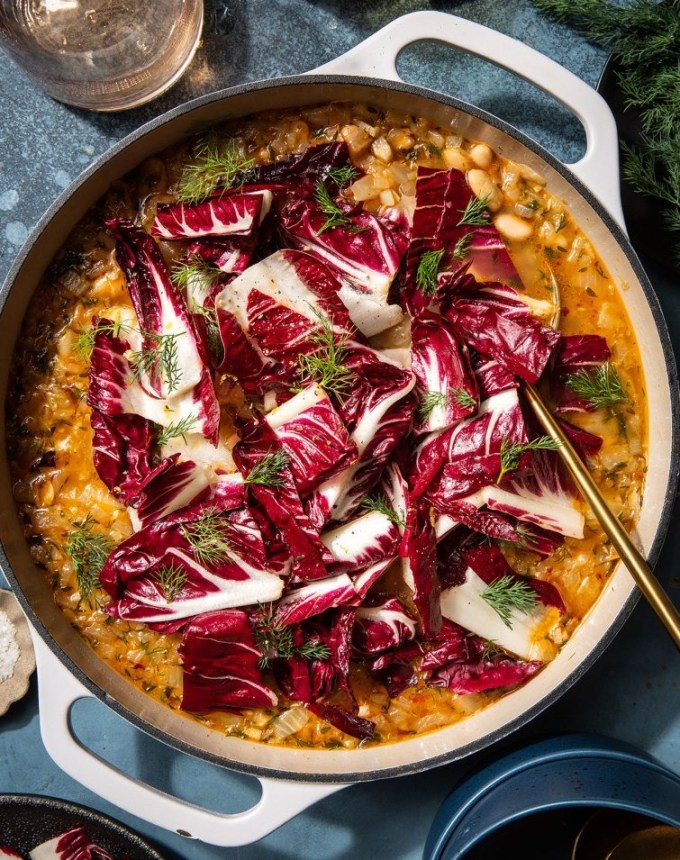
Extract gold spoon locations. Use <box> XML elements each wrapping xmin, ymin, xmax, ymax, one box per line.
<box><xmin>571</xmin><ymin>809</ymin><xmax>664</xmax><ymax>859</ymax></box>
<box><xmin>524</xmin><ymin>381</ymin><xmax>680</xmax><ymax>649</ymax></box>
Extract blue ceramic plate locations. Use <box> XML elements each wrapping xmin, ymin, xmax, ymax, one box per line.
<box><xmin>424</xmin><ymin>733</ymin><xmax>680</xmax><ymax>859</ymax></box>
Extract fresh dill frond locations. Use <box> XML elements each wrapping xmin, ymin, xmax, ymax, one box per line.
<box><xmin>418</xmin><ymin>391</ymin><xmax>449</xmax><ymax>421</ymax></box>
<box><xmin>481</xmin><ymin>639</ymin><xmax>502</xmax><ymax>661</ymax></box>
<box><xmin>180</xmin><ymin>509</ymin><xmax>231</xmax><ymax>566</ymax></box>
<box><xmin>481</xmin><ymin>575</ymin><xmax>539</xmax><ymax>629</ymax></box>
<box><xmin>416</xmin><ymin>248</ymin><xmax>447</xmax><ymax>295</ymax></box>
<box><xmin>452</xmin><ymin>232</ymin><xmax>474</xmax><ymax>261</ymax></box>
<box><xmin>497</xmin><ymin>436</ymin><xmax>561</xmax><ymax>484</ymax></box>
<box><xmin>361</xmin><ymin>494</ymin><xmax>405</xmax><ymax>527</ymax></box>
<box><xmin>254</xmin><ymin>603</ymin><xmax>331</xmax><ymax>668</ymax></box>
<box><xmin>314</xmin><ymin>179</ymin><xmax>352</xmax><ymax>233</ymax></box>
<box><xmin>155</xmin><ymin>414</ymin><xmax>197</xmax><ymax>448</ymax></box>
<box><xmin>171</xmin><ymin>257</ymin><xmax>223</xmax><ymax>293</ymax></box>
<box><xmin>457</xmin><ymin>194</ymin><xmax>491</xmax><ymax>227</ymax></box>
<box><xmin>129</xmin><ymin>331</ymin><xmax>183</xmax><ymax>393</ymax></box>
<box><xmin>565</xmin><ymin>363</ymin><xmax>629</xmax><ymax>410</ymax></box>
<box><xmin>530</xmin><ymin>0</ymin><xmax>680</xmax><ymax>264</ymax></box>
<box><xmin>245</xmin><ymin>449</ymin><xmax>290</xmax><ymax>488</ymax></box>
<box><xmin>74</xmin><ymin>319</ymin><xmax>129</xmax><ymax>361</ymax></box>
<box><xmin>419</xmin><ymin>387</ymin><xmax>476</xmax><ymax>421</ymax></box>
<box><xmin>297</xmin><ymin>305</ymin><xmax>353</xmax><ymax>397</ymax></box>
<box><xmin>155</xmin><ymin>562</ymin><xmax>188</xmax><ymax>603</ymax></box>
<box><xmin>65</xmin><ymin>515</ymin><xmax>114</xmax><ymax>602</ymax></box>
<box><xmin>177</xmin><ymin>137</ymin><xmax>256</xmax><ymax>204</ymax></box>
<box><xmin>327</xmin><ymin>165</ymin><xmax>358</xmax><ymax>187</ymax></box>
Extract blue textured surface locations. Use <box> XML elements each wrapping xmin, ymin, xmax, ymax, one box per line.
<box><xmin>1</xmin><ymin>2</ymin><xmax>679</xmax><ymax>858</ymax></box>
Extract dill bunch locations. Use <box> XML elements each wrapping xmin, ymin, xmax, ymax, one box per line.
<box><xmin>531</xmin><ymin>0</ymin><xmax>680</xmax><ymax>265</ymax></box>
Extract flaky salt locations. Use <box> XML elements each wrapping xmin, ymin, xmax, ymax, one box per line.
<box><xmin>0</xmin><ymin>608</ymin><xmax>20</xmax><ymax>683</ymax></box>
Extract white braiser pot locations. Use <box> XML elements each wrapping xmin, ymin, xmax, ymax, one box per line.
<box><xmin>0</xmin><ymin>12</ymin><xmax>677</xmax><ymax>848</ymax></box>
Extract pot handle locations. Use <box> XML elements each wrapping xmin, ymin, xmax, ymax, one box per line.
<box><xmin>31</xmin><ymin>633</ymin><xmax>346</xmax><ymax>847</ymax></box>
<box><xmin>311</xmin><ymin>11</ymin><xmax>626</xmax><ymax>231</ymax></box>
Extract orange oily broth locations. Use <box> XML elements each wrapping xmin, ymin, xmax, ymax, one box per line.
<box><xmin>7</xmin><ymin>102</ymin><xmax>646</xmax><ymax>749</ymax></box>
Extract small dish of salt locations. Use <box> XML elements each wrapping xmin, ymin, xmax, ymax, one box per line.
<box><xmin>0</xmin><ymin>588</ymin><xmax>35</xmax><ymax>716</ymax></box>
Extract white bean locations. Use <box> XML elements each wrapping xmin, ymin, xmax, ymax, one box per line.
<box><xmin>494</xmin><ymin>212</ymin><xmax>534</xmax><ymax>241</ymax></box>
<box><xmin>469</xmin><ymin>143</ymin><xmax>494</xmax><ymax>168</ymax></box>
<box><xmin>443</xmin><ymin>147</ymin><xmax>471</xmax><ymax>172</ymax></box>
<box><xmin>467</xmin><ymin>169</ymin><xmax>503</xmax><ymax>211</ymax></box>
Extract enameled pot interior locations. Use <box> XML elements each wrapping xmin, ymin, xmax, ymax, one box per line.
<box><xmin>0</xmin><ymin>78</ymin><xmax>677</xmax><ymax>781</ymax></box>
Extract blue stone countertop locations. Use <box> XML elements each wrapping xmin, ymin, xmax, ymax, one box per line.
<box><xmin>1</xmin><ymin>1</ymin><xmax>679</xmax><ymax>858</ymax></box>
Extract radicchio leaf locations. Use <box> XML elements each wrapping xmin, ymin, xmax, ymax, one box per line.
<box><xmin>411</xmin><ymin>311</ymin><xmax>478</xmax><ymax>434</ymax></box>
<box><xmin>152</xmin><ymin>191</ymin><xmax>273</xmax><ymax>240</ymax></box>
<box><xmin>101</xmin><ymin>498</ymin><xmax>283</xmax><ymax>625</ymax></box>
<box><xmin>281</xmin><ymin>198</ymin><xmax>409</xmax><ymax>336</ymax></box>
<box><xmin>443</xmin><ymin>280</ymin><xmax>561</xmax><ymax>383</ymax></box>
<box><xmin>353</xmin><ymin>597</ymin><xmax>417</xmax><ymax>654</ymax></box>
<box><xmin>105</xmin><ymin>221</ymin><xmax>220</xmax><ymax>442</ymax></box>
<box><xmin>265</xmin><ymin>384</ymin><xmax>357</xmax><ymax>497</ymax></box>
<box><xmin>306</xmin><ymin>702</ymin><xmax>375</xmax><ymax>740</ymax></box>
<box><xmin>179</xmin><ymin>609</ymin><xmax>277</xmax><ymax>711</ymax></box>
<box><xmin>89</xmin><ymin>410</ymin><xmax>153</xmax><ymax>504</ymax></box>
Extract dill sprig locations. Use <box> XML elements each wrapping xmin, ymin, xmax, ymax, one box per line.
<box><xmin>65</xmin><ymin>515</ymin><xmax>114</xmax><ymax>602</ymax></box>
<box><xmin>327</xmin><ymin>165</ymin><xmax>358</xmax><ymax>187</ymax></box>
<box><xmin>155</xmin><ymin>414</ymin><xmax>197</xmax><ymax>448</ymax></box>
<box><xmin>314</xmin><ymin>179</ymin><xmax>352</xmax><ymax>233</ymax></box>
<box><xmin>565</xmin><ymin>363</ymin><xmax>628</xmax><ymax>409</ymax></box>
<box><xmin>180</xmin><ymin>510</ymin><xmax>231</xmax><ymax>566</ymax></box>
<box><xmin>254</xmin><ymin>604</ymin><xmax>331</xmax><ymax>668</ymax></box>
<box><xmin>171</xmin><ymin>257</ymin><xmax>223</xmax><ymax>293</ymax></box>
<box><xmin>416</xmin><ymin>248</ymin><xmax>447</xmax><ymax>295</ymax></box>
<box><xmin>497</xmin><ymin>436</ymin><xmax>561</xmax><ymax>484</ymax></box>
<box><xmin>154</xmin><ymin>562</ymin><xmax>188</xmax><ymax>603</ymax></box>
<box><xmin>531</xmin><ymin>0</ymin><xmax>680</xmax><ymax>264</ymax></box>
<box><xmin>245</xmin><ymin>449</ymin><xmax>290</xmax><ymax>488</ymax></box>
<box><xmin>129</xmin><ymin>331</ymin><xmax>183</xmax><ymax>393</ymax></box>
<box><xmin>457</xmin><ymin>194</ymin><xmax>491</xmax><ymax>227</ymax></box>
<box><xmin>419</xmin><ymin>388</ymin><xmax>476</xmax><ymax>421</ymax></box>
<box><xmin>297</xmin><ymin>306</ymin><xmax>353</xmax><ymax>397</ymax></box>
<box><xmin>74</xmin><ymin>319</ymin><xmax>129</xmax><ymax>361</ymax></box>
<box><xmin>361</xmin><ymin>494</ymin><xmax>405</xmax><ymax>527</ymax></box>
<box><xmin>452</xmin><ymin>233</ymin><xmax>474</xmax><ymax>261</ymax></box>
<box><xmin>177</xmin><ymin>137</ymin><xmax>256</xmax><ymax>204</ymax></box>
<box><xmin>481</xmin><ymin>575</ymin><xmax>539</xmax><ymax>629</ymax></box>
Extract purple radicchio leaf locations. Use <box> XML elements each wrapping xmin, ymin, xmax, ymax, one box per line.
<box><xmin>186</xmin><ymin>235</ymin><xmax>258</xmax><ymax>275</ymax></box>
<box><xmin>273</xmin><ymin>574</ymin><xmax>357</xmax><ymax>627</ymax></box>
<box><xmin>264</xmin><ymin>384</ymin><xmax>358</xmax><ymax>497</ymax></box>
<box><xmin>411</xmin><ymin>311</ymin><xmax>478</xmax><ymax>435</ymax></box>
<box><xmin>89</xmin><ymin>410</ymin><xmax>153</xmax><ymax>504</ymax></box>
<box><xmin>308</xmin><ymin>344</ymin><xmax>416</xmax><ymax>526</ymax></box>
<box><xmin>152</xmin><ymin>191</ymin><xmax>273</xmax><ymax>240</ymax></box>
<box><xmin>232</xmin><ymin>416</ymin><xmax>331</xmax><ymax>582</ymax></box>
<box><xmin>550</xmin><ymin>333</ymin><xmax>612</xmax><ymax>413</ymax></box>
<box><xmin>213</xmin><ymin>248</ymin><xmax>355</xmax><ymax>389</ymax></box>
<box><xmin>127</xmin><ymin>454</ymin><xmax>212</xmax><ymax>530</ymax></box>
<box><xmin>30</xmin><ymin>824</ymin><xmax>117</xmax><ymax>860</ymax></box>
<box><xmin>409</xmin><ymin>387</ymin><xmax>528</xmax><ymax>501</ymax></box>
<box><xmin>104</xmin><ymin>221</ymin><xmax>220</xmax><ymax>442</ymax></box>
<box><xmin>320</xmin><ymin>508</ymin><xmax>400</xmax><ymax>575</ymax></box>
<box><xmin>442</xmin><ymin>279</ymin><xmax>561</xmax><ymax>384</ymax></box>
<box><xmin>353</xmin><ymin>596</ymin><xmax>417</xmax><ymax>655</ymax></box>
<box><xmin>179</xmin><ymin>609</ymin><xmax>277</xmax><ymax>711</ymax></box>
<box><xmin>399</xmin><ymin>508</ymin><xmax>441</xmax><ymax>638</ymax></box>
<box><xmin>306</xmin><ymin>702</ymin><xmax>375</xmax><ymax>740</ymax></box>
<box><xmin>101</xmin><ymin>496</ymin><xmax>283</xmax><ymax>626</ymax></box>
<box><xmin>281</xmin><ymin>197</ymin><xmax>410</xmax><ymax>337</ymax></box>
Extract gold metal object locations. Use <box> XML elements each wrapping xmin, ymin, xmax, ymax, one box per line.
<box><xmin>524</xmin><ymin>382</ymin><xmax>680</xmax><ymax>649</ymax></box>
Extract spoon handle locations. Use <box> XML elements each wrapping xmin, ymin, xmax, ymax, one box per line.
<box><xmin>524</xmin><ymin>382</ymin><xmax>680</xmax><ymax>649</ymax></box>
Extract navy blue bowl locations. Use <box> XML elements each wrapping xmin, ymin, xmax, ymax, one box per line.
<box><xmin>424</xmin><ymin>733</ymin><xmax>680</xmax><ymax>859</ymax></box>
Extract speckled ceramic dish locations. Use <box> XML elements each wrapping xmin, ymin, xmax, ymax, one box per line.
<box><xmin>0</xmin><ymin>794</ymin><xmax>166</xmax><ymax>858</ymax></box>
<box><xmin>0</xmin><ymin>589</ymin><xmax>34</xmax><ymax>717</ymax></box>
